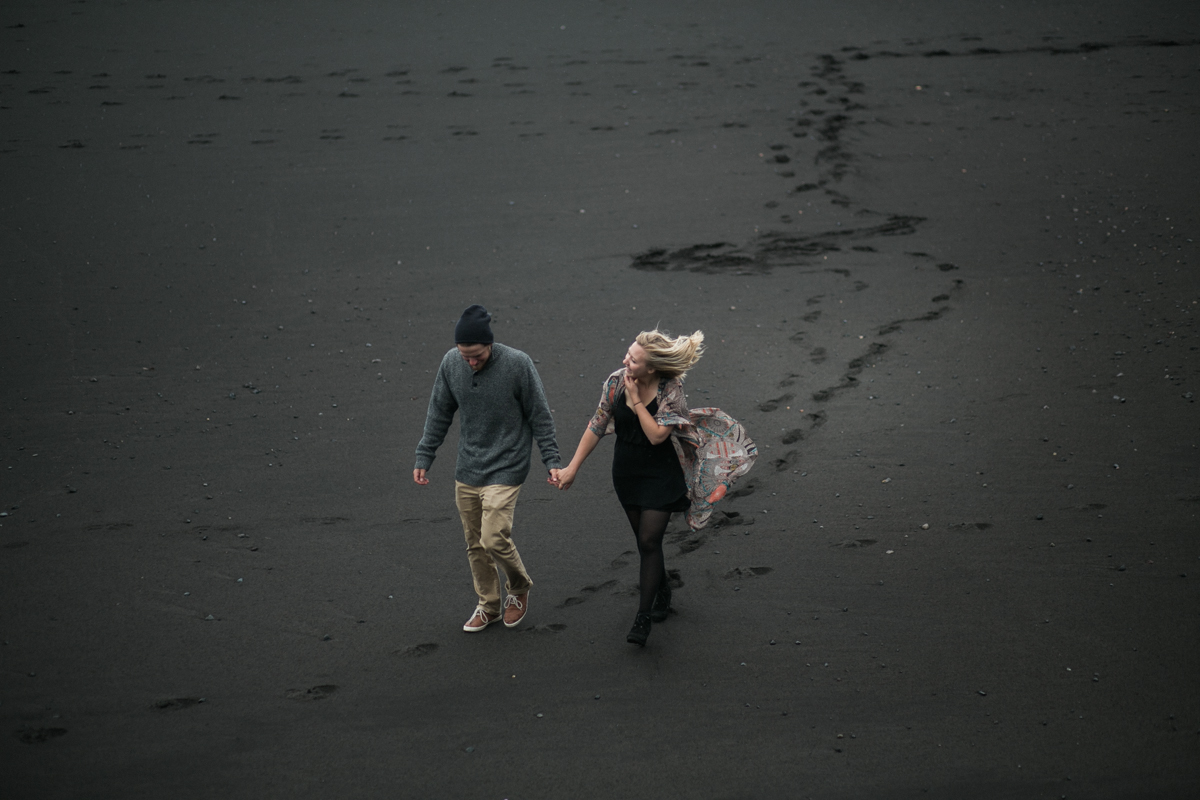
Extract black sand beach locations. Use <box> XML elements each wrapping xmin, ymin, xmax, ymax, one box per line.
<box><xmin>2</xmin><ymin>1</ymin><xmax>1198</xmax><ymax>797</ymax></box>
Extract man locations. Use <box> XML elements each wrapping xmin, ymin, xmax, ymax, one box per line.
<box><xmin>413</xmin><ymin>304</ymin><xmax>561</xmax><ymax>632</ymax></box>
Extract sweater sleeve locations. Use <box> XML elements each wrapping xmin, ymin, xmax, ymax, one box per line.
<box><xmin>521</xmin><ymin>356</ymin><xmax>561</xmax><ymax>471</ymax></box>
<box><xmin>413</xmin><ymin>354</ymin><xmax>459</xmax><ymax>471</ymax></box>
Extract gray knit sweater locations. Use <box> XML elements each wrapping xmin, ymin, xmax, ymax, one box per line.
<box><xmin>414</xmin><ymin>343</ymin><xmax>560</xmax><ymax>486</ymax></box>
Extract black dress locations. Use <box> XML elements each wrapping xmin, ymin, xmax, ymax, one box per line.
<box><xmin>611</xmin><ymin>395</ymin><xmax>690</xmax><ymax>512</ymax></box>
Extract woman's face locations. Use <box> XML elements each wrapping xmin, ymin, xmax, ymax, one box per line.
<box><xmin>623</xmin><ymin>342</ymin><xmax>654</xmax><ymax>379</ymax></box>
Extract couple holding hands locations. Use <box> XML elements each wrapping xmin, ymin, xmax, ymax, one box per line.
<box><xmin>413</xmin><ymin>305</ymin><xmax>756</xmax><ymax>646</ymax></box>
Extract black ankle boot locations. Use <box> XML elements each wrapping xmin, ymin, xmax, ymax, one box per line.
<box><xmin>650</xmin><ymin>581</ymin><xmax>672</xmax><ymax>623</ymax></box>
<box><xmin>627</xmin><ymin>612</ymin><xmax>652</xmax><ymax>646</ymax></box>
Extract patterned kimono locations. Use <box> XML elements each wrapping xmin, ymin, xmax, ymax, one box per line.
<box><xmin>588</xmin><ymin>368</ymin><xmax>757</xmax><ymax>530</ymax></box>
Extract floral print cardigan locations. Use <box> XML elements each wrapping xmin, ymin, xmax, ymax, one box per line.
<box><xmin>588</xmin><ymin>368</ymin><xmax>757</xmax><ymax>530</ymax></box>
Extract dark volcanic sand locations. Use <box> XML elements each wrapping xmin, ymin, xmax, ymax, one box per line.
<box><xmin>2</xmin><ymin>1</ymin><xmax>1198</xmax><ymax>797</ymax></box>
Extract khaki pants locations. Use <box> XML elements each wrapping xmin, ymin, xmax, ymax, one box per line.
<box><xmin>454</xmin><ymin>482</ymin><xmax>532</xmax><ymax>615</ymax></box>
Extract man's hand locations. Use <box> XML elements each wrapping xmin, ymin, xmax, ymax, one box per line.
<box><xmin>555</xmin><ymin>465</ymin><xmax>577</xmax><ymax>491</ymax></box>
<box><xmin>547</xmin><ymin>468</ymin><xmax>561</xmax><ymax>487</ymax></box>
<box><xmin>413</xmin><ymin>468</ymin><xmax>429</xmax><ymax>485</ymax></box>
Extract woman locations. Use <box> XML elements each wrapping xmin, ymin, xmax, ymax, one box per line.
<box><xmin>555</xmin><ymin>329</ymin><xmax>756</xmax><ymax>646</ymax></box>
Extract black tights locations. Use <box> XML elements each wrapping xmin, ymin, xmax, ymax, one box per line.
<box><xmin>622</xmin><ymin>505</ymin><xmax>671</xmax><ymax>614</ymax></box>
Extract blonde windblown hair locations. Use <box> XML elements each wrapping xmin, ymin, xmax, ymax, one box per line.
<box><xmin>635</xmin><ymin>328</ymin><xmax>705</xmax><ymax>380</ymax></box>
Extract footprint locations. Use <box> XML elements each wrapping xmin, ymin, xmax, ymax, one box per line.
<box><xmin>581</xmin><ymin>580</ymin><xmax>617</xmax><ymax>593</ymax></box>
<box><xmin>810</xmin><ymin>347</ymin><xmax>827</xmax><ymax>364</ymax></box>
<box><xmin>831</xmin><ymin>539</ymin><xmax>877</xmax><ymax>548</ymax></box>
<box><xmin>729</xmin><ymin>481</ymin><xmax>756</xmax><ymax>498</ymax></box>
<box><xmin>301</xmin><ymin>516</ymin><xmax>349</xmax><ymax>525</ymax></box>
<box><xmin>285</xmin><ymin>685</ymin><xmax>338</xmax><ymax>701</ymax></box>
<box><xmin>527</xmin><ymin>623</ymin><xmax>567</xmax><ymax>633</ymax></box>
<box><xmin>398</xmin><ymin>642</ymin><xmax>438</xmax><ymax>658</ymax></box>
<box><xmin>710</xmin><ymin>510</ymin><xmax>742</xmax><ymax>528</ymax></box>
<box><xmin>14</xmin><ymin>727</ymin><xmax>67</xmax><ymax>744</ymax></box>
<box><xmin>610</xmin><ymin>550</ymin><xmax>635</xmax><ymax>569</ymax></box>
<box><xmin>557</xmin><ymin>596</ymin><xmax>585</xmax><ymax>608</ymax></box>
<box><xmin>85</xmin><ymin>521</ymin><xmax>133</xmax><ymax>531</ymax></box>
<box><xmin>781</xmin><ymin>428</ymin><xmax>804</xmax><ymax>444</ymax></box>
<box><xmin>802</xmin><ymin>310</ymin><xmax>822</xmax><ymax>323</ymax></box>
<box><xmin>153</xmin><ymin>697</ymin><xmax>202</xmax><ymax>711</ymax></box>
<box><xmin>759</xmin><ymin>393</ymin><xmax>793</xmax><ymax>412</ymax></box>
<box><xmin>723</xmin><ymin>566</ymin><xmax>772</xmax><ymax>579</ymax></box>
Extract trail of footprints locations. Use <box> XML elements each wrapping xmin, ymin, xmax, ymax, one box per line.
<box><xmin>6</xmin><ymin>34</ymin><xmax>1186</xmax><ymax>152</ymax></box>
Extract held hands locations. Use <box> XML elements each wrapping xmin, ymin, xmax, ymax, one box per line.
<box><xmin>551</xmin><ymin>465</ymin><xmax>578</xmax><ymax>491</ymax></box>
<box><xmin>413</xmin><ymin>468</ymin><xmax>429</xmax><ymax>485</ymax></box>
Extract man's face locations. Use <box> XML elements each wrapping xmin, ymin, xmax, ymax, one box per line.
<box><xmin>457</xmin><ymin>343</ymin><xmax>492</xmax><ymax>372</ymax></box>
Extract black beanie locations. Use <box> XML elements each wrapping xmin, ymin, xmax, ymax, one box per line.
<box><xmin>454</xmin><ymin>304</ymin><xmax>494</xmax><ymax>344</ymax></box>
